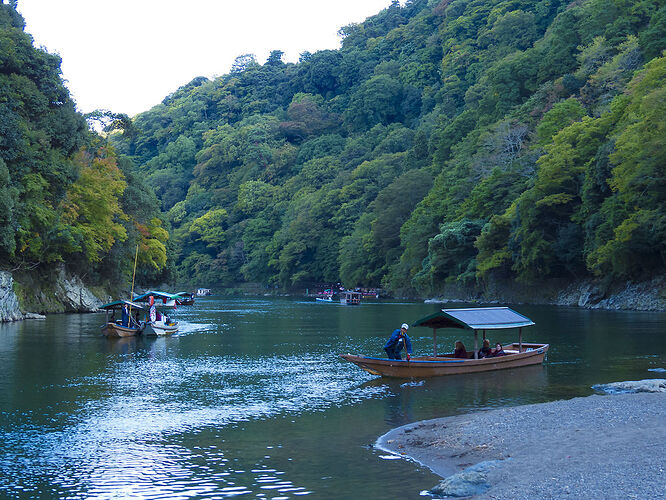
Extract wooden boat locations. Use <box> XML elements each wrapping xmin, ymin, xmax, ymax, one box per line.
<box><xmin>133</xmin><ymin>290</ymin><xmax>178</xmax><ymax>308</ymax></box>
<box><xmin>100</xmin><ymin>300</ymin><xmax>146</xmax><ymax>337</ymax></box>
<box><xmin>132</xmin><ymin>291</ymin><xmax>180</xmax><ymax>335</ymax></box>
<box><xmin>174</xmin><ymin>291</ymin><xmax>195</xmax><ymax>306</ymax></box>
<box><xmin>143</xmin><ymin>317</ymin><xmax>179</xmax><ymax>336</ymax></box>
<box><xmin>315</xmin><ymin>296</ymin><xmax>333</xmax><ymax>302</ymax></box>
<box><xmin>340</xmin><ymin>291</ymin><xmax>362</xmax><ymax>305</ymax></box>
<box><xmin>341</xmin><ymin>307</ymin><xmax>549</xmax><ymax>378</ymax></box>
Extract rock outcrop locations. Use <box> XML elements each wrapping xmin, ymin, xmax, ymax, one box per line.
<box><xmin>0</xmin><ymin>266</ymin><xmax>104</xmax><ymax>322</ymax></box>
<box><xmin>53</xmin><ymin>266</ymin><xmax>103</xmax><ymax>312</ymax></box>
<box><xmin>593</xmin><ymin>379</ymin><xmax>666</xmax><ymax>394</ymax></box>
<box><xmin>0</xmin><ymin>271</ymin><xmax>24</xmax><ymax>322</ymax></box>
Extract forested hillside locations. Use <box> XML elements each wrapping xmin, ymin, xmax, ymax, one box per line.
<box><xmin>0</xmin><ymin>3</ymin><xmax>167</xmax><ymax>287</ymax></box>
<box><xmin>5</xmin><ymin>0</ymin><xmax>666</xmax><ymax>298</ymax></box>
<box><xmin>114</xmin><ymin>0</ymin><xmax>666</xmax><ymax>294</ymax></box>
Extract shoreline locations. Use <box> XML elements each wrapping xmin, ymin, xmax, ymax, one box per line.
<box><xmin>377</xmin><ymin>391</ymin><xmax>666</xmax><ymax>499</ymax></box>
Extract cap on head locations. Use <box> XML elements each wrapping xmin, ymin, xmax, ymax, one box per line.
<box><xmin>401</xmin><ymin>323</ymin><xmax>409</xmax><ymax>330</ymax></box>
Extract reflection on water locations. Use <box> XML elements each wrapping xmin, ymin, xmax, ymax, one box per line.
<box><xmin>0</xmin><ymin>298</ymin><xmax>664</xmax><ymax>498</ymax></box>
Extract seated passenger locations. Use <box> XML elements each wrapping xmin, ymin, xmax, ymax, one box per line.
<box><xmin>453</xmin><ymin>340</ymin><xmax>468</xmax><ymax>359</ymax></box>
<box><xmin>478</xmin><ymin>339</ymin><xmax>492</xmax><ymax>358</ymax></box>
<box><xmin>492</xmin><ymin>342</ymin><xmax>507</xmax><ymax>357</ymax></box>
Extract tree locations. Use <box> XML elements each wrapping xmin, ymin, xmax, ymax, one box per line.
<box><xmin>266</xmin><ymin>50</ymin><xmax>285</xmax><ymax>66</ymax></box>
<box><xmin>231</xmin><ymin>54</ymin><xmax>258</xmax><ymax>73</ymax></box>
<box><xmin>59</xmin><ymin>146</ymin><xmax>128</xmax><ymax>263</ymax></box>
<box><xmin>188</xmin><ymin>208</ymin><xmax>228</xmax><ymax>252</ymax></box>
<box><xmin>587</xmin><ymin>56</ymin><xmax>666</xmax><ymax>278</ymax></box>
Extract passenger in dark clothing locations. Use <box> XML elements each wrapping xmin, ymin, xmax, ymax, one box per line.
<box><xmin>478</xmin><ymin>339</ymin><xmax>492</xmax><ymax>358</ymax></box>
<box><xmin>453</xmin><ymin>340</ymin><xmax>468</xmax><ymax>359</ymax></box>
<box><xmin>492</xmin><ymin>343</ymin><xmax>507</xmax><ymax>357</ymax></box>
<box><xmin>384</xmin><ymin>323</ymin><xmax>413</xmax><ymax>361</ymax></box>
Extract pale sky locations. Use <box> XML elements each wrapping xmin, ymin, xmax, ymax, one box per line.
<box><xmin>17</xmin><ymin>0</ymin><xmax>397</xmax><ymax>116</ymax></box>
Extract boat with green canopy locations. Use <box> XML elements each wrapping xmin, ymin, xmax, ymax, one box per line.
<box><xmin>132</xmin><ymin>291</ymin><xmax>180</xmax><ymax>335</ymax></box>
<box><xmin>340</xmin><ymin>307</ymin><xmax>549</xmax><ymax>378</ymax></box>
<box><xmin>100</xmin><ymin>300</ymin><xmax>146</xmax><ymax>337</ymax></box>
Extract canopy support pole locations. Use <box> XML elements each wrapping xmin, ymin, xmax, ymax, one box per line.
<box><xmin>518</xmin><ymin>327</ymin><xmax>523</xmax><ymax>352</ymax></box>
<box><xmin>474</xmin><ymin>330</ymin><xmax>478</xmax><ymax>359</ymax></box>
<box><xmin>483</xmin><ymin>329</ymin><xmax>486</xmax><ymax>340</ymax></box>
<box><xmin>433</xmin><ymin>328</ymin><xmax>437</xmax><ymax>356</ymax></box>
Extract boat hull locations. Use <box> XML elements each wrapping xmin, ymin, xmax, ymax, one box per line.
<box><xmin>341</xmin><ymin>343</ymin><xmax>549</xmax><ymax>378</ymax></box>
<box><xmin>101</xmin><ymin>322</ymin><xmax>142</xmax><ymax>338</ymax></box>
<box><xmin>144</xmin><ymin>321</ymin><xmax>179</xmax><ymax>336</ymax></box>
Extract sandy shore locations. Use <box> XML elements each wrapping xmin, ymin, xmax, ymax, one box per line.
<box><xmin>377</xmin><ymin>391</ymin><xmax>666</xmax><ymax>499</ymax></box>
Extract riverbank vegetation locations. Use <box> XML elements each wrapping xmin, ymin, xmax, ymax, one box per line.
<box><xmin>2</xmin><ymin>0</ymin><xmax>665</xmax><ymax>297</ymax></box>
<box><xmin>0</xmin><ymin>3</ymin><xmax>168</xmax><ymax>289</ymax></box>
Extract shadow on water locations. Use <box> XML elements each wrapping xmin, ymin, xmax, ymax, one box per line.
<box><xmin>359</xmin><ymin>364</ymin><xmax>550</xmax><ymax>428</ymax></box>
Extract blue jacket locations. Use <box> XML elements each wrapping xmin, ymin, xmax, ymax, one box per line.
<box><xmin>384</xmin><ymin>328</ymin><xmax>412</xmax><ymax>354</ymax></box>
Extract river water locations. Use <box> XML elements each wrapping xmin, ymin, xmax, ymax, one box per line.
<box><xmin>1</xmin><ymin>297</ymin><xmax>664</xmax><ymax>499</ymax></box>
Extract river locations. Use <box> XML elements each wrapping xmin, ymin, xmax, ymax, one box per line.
<box><xmin>1</xmin><ymin>297</ymin><xmax>664</xmax><ymax>499</ymax></box>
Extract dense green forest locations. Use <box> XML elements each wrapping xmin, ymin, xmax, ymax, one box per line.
<box><xmin>0</xmin><ymin>2</ymin><xmax>168</xmax><ymax>286</ymax></box>
<box><xmin>2</xmin><ymin>0</ymin><xmax>665</xmax><ymax>296</ymax></box>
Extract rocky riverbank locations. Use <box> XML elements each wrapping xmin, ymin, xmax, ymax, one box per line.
<box><xmin>378</xmin><ymin>384</ymin><xmax>666</xmax><ymax>499</ymax></box>
<box><xmin>0</xmin><ymin>266</ymin><xmax>105</xmax><ymax>322</ymax></box>
<box><xmin>425</xmin><ymin>276</ymin><xmax>666</xmax><ymax>311</ymax></box>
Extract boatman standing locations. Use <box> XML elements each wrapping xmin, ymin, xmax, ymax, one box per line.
<box><xmin>384</xmin><ymin>323</ymin><xmax>412</xmax><ymax>361</ymax></box>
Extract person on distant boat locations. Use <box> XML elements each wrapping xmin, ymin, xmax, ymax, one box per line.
<box><xmin>121</xmin><ymin>304</ymin><xmax>130</xmax><ymax>328</ymax></box>
<box><xmin>478</xmin><ymin>339</ymin><xmax>492</xmax><ymax>358</ymax></box>
<box><xmin>453</xmin><ymin>340</ymin><xmax>468</xmax><ymax>358</ymax></box>
<box><xmin>384</xmin><ymin>323</ymin><xmax>412</xmax><ymax>361</ymax></box>
<box><xmin>492</xmin><ymin>342</ymin><xmax>507</xmax><ymax>357</ymax></box>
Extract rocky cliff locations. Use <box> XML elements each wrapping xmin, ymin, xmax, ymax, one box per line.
<box><xmin>0</xmin><ymin>271</ymin><xmax>25</xmax><ymax>322</ymax></box>
<box><xmin>0</xmin><ymin>266</ymin><xmax>105</xmax><ymax>322</ymax></box>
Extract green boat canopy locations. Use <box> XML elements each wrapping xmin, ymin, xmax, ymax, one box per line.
<box><xmin>412</xmin><ymin>307</ymin><xmax>535</xmax><ymax>331</ymax></box>
<box><xmin>100</xmin><ymin>300</ymin><xmax>146</xmax><ymax>310</ymax></box>
<box><xmin>132</xmin><ymin>291</ymin><xmax>179</xmax><ymax>302</ymax></box>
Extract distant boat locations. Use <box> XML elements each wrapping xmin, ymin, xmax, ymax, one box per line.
<box><xmin>196</xmin><ymin>288</ymin><xmax>212</xmax><ymax>297</ymax></box>
<box><xmin>133</xmin><ymin>290</ymin><xmax>178</xmax><ymax>308</ymax></box>
<box><xmin>174</xmin><ymin>291</ymin><xmax>195</xmax><ymax>306</ymax></box>
<box><xmin>340</xmin><ymin>291</ymin><xmax>362</xmax><ymax>305</ymax></box>
<box><xmin>100</xmin><ymin>300</ymin><xmax>146</xmax><ymax>337</ymax></box>
<box><xmin>132</xmin><ymin>291</ymin><xmax>180</xmax><ymax>335</ymax></box>
<box><xmin>341</xmin><ymin>307</ymin><xmax>549</xmax><ymax>377</ymax></box>
<box><xmin>315</xmin><ymin>296</ymin><xmax>333</xmax><ymax>303</ymax></box>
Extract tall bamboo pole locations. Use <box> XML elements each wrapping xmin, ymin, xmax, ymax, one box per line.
<box><xmin>128</xmin><ymin>244</ymin><xmax>139</xmax><ymax>320</ymax></box>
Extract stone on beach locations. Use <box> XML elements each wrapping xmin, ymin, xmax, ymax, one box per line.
<box><xmin>593</xmin><ymin>378</ymin><xmax>666</xmax><ymax>394</ymax></box>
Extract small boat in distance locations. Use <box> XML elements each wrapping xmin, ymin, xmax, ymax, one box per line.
<box><xmin>340</xmin><ymin>291</ymin><xmax>362</xmax><ymax>305</ymax></box>
<box><xmin>175</xmin><ymin>291</ymin><xmax>195</xmax><ymax>306</ymax></box>
<box><xmin>133</xmin><ymin>290</ymin><xmax>178</xmax><ymax>308</ymax></box>
<box><xmin>132</xmin><ymin>291</ymin><xmax>180</xmax><ymax>336</ymax></box>
<box><xmin>196</xmin><ymin>288</ymin><xmax>212</xmax><ymax>297</ymax></box>
<box><xmin>100</xmin><ymin>300</ymin><xmax>146</xmax><ymax>337</ymax></box>
<box><xmin>341</xmin><ymin>307</ymin><xmax>549</xmax><ymax>378</ymax></box>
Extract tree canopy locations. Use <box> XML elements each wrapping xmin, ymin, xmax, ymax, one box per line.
<box><xmin>4</xmin><ymin>0</ymin><xmax>666</xmax><ymax>296</ymax></box>
<box><xmin>0</xmin><ymin>3</ymin><xmax>167</xmax><ymax>286</ymax></box>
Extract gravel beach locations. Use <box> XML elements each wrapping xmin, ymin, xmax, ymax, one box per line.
<box><xmin>377</xmin><ymin>391</ymin><xmax>666</xmax><ymax>499</ymax></box>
